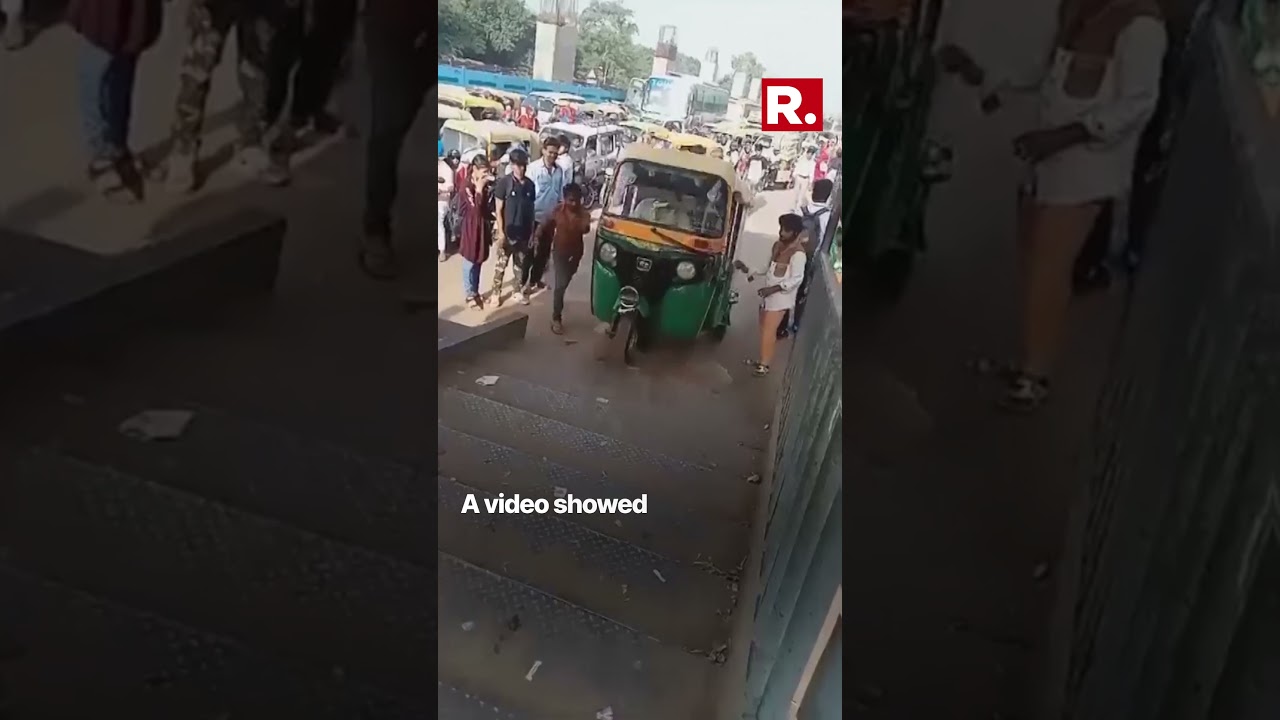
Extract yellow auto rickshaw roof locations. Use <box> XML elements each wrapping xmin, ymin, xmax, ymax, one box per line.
<box><xmin>667</xmin><ymin>133</ymin><xmax>720</xmax><ymax>151</ymax></box>
<box><xmin>437</xmin><ymin>104</ymin><xmax>470</xmax><ymax>121</ymax></box>
<box><xmin>438</xmin><ymin>85</ymin><xmax>469</xmax><ymax>101</ymax></box>
<box><xmin>439</xmin><ymin>84</ymin><xmax>503</xmax><ymax>110</ymax></box>
<box><xmin>616</xmin><ymin>144</ymin><xmax>746</xmax><ymax>192</ymax></box>
<box><xmin>442</xmin><ymin>119</ymin><xmax>541</xmax><ymax>146</ymax></box>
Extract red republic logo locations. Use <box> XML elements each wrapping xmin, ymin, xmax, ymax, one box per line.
<box><xmin>761</xmin><ymin>79</ymin><xmax>824</xmax><ymax>131</ymax></box>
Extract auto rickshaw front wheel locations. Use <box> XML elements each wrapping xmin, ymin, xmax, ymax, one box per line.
<box><xmin>607</xmin><ymin>313</ymin><xmax>640</xmax><ymax>366</ymax></box>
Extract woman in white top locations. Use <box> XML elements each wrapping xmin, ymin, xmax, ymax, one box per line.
<box><xmin>939</xmin><ymin>0</ymin><xmax>1166</xmax><ymax>411</ymax></box>
<box><xmin>734</xmin><ymin>213</ymin><xmax>808</xmax><ymax>377</ymax></box>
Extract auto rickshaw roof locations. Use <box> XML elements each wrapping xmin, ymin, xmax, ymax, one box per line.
<box><xmin>438</xmin><ymin>84</ymin><xmax>502</xmax><ymax>110</ymax></box>
<box><xmin>528</xmin><ymin>91</ymin><xmax>587</xmax><ymax>103</ymax></box>
<box><xmin>616</xmin><ymin>144</ymin><xmax>746</xmax><ymax>193</ymax></box>
<box><xmin>666</xmin><ymin>132</ymin><xmax>720</xmax><ymax>152</ymax></box>
<box><xmin>542</xmin><ymin>121</ymin><xmax>624</xmax><ymax>138</ymax></box>
<box><xmin>437</xmin><ymin>104</ymin><xmax>470</xmax><ymax>121</ymax></box>
<box><xmin>442</xmin><ymin>119</ymin><xmax>540</xmax><ymax>145</ymax></box>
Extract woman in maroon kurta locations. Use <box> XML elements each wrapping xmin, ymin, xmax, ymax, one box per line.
<box><xmin>457</xmin><ymin>155</ymin><xmax>494</xmax><ymax>308</ymax></box>
<box><xmin>65</xmin><ymin>0</ymin><xmax>165</xmax><ymax>202</ymax></box>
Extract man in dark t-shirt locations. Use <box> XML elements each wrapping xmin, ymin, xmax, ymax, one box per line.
<box><xmin>489</xmin><ymin>148</ymin><xmax>538</xmax><ymax>306</ymax></box>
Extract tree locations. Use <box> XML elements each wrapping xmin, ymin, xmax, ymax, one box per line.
<box><xmin>576</xmin><ymin>1</ymin><xmax>650</xmax><ymax>87</ymax></box>
<box><xmin>729</xmin><ymin>52</ymin><xmax>766</xmax><ymax>80</ymax></box>
<box><xmin>672</xmin><ymin>53</ymin><xmax>702</xmax><ymax>76</ymax></box>
<box><xmin>438</xmin><ymin>0</ymin><xmax>536</xmax><ymax>68</ymax></box>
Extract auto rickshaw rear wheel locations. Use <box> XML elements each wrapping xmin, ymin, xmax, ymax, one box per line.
<box><xmin>709</xmin><ymin>323</ymin><xmax>728</xmax><ymax>342</ymax></box>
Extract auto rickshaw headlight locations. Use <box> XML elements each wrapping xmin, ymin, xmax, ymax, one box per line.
<box><xmin>599</xmin><ymin>243</ymin><xmax>618</xmax><ymax>265</ymax></box>
<box><xmin>675</xmin><ymin>261</ymin><xmax>696</xmax><ymax>280</ymax></box>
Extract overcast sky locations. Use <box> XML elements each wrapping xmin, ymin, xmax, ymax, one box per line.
<box><xmin>524</xmin><ymin>0</ymin><xmax>842</xmax><ymax>114</ymax></box>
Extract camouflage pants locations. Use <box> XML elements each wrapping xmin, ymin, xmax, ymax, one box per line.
<box><xmin>169</xmin><ymin>0</ymin><xmax>299</xmax><ymax>155</ymax></box>
<box><xmin>490</xmin><ymin>232</ymin><xmax>533</xmax><ymax>296</ymax></box>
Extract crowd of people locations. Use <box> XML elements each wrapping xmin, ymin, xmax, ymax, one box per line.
<box><xmin>437</xmin><ymin>137</ymin><xmax>592</xmax><ymax>335</ymax></box>
<box><xmin>1</xmin><ymin>0</ymin><xmax>429</xmax><ymax>282</ymax></box>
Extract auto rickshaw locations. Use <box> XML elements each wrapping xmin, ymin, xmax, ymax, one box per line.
<box><xmin>667</xmin><ymin>132</ymin><xmax>719</xmax><ymax>155</ymax></box>
<box><xmin>439</xmin><ymin>84</ymin><xmax>504</xmax><ymax>120</ymax></box>
<box><xmin>439</xmin><ymin>119</ymin><xmax>541</xmax><ymax>168</ymax></box>
<box><xmin>438</xmin><ymin>104</ymin><xmax>469</xmax><ymax>156</ymax></box>
<box><xmin>846</xmin><ymin>0</ymin><xmax>952</xmax><ymax>299</ymax></box>
<box><xmin>591</xmin><ymin>144</ymin><xmax>752</xmax><ymax>364</ymax></box>
<box><xmin>619</xmin><ymin>120</ymin><xmax>668</xmax><ymax>146</ymax></box>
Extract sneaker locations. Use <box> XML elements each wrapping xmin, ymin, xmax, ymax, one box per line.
<box><xmin>999</xmin><ymin>373</ymin><xmax>1050</xmax><ymax>412</ymax></box>
<box><xmin>438</xmin><ymin>253</ymin><xmax>449</xmax><ymax>263</ymax></box>
<box><xmin>158</xmin><ymin>151</ymin><xmax>198</xmax><ymax>194</ymax></box>
<box><xmin>517</xmin><ymin>292</ymin><xmax>529</xmax><ymax>306</ymax></box>
<box><xmin>259</xmin><ymin>153</ymin><xmax>291</xmax><ymax>187</ymax></box>
<box><xmin>235</xmin><ymin>145</ymin><xmax>269</xmax><ymax>177</ymax></box>
<box><xmin>2</xmin><ymin>18</ymin><xmax>25</xmax><ymax>51</ymax></box>
<box><xmin>551</xmin><ymin>319</ymin><xmax>564</xmax><ymax>335</ymax></box>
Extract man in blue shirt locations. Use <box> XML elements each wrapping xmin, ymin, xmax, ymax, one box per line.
<box><xmin>525</xmin><ymin>137</ymin><xmax>565</xmax><ymax>293</ymax></box>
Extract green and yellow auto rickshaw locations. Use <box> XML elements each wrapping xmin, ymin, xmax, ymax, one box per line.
<box><xmin>592</xmin><ymin>144</ymin><xmax>752</xmax><ymax>364</ymax></box>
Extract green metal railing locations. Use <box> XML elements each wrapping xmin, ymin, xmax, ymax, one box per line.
<box><xmin>1053</xmin><ymin>9</ymin><xmax>1280</xmax><ymax>718</ymax></box>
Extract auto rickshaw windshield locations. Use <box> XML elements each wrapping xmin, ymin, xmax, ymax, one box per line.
<box><xmin>603</xmin><ymin>160</ymin><xmax>730</xmax><ymax>238</ymax></box>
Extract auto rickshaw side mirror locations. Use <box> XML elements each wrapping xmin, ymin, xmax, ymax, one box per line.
<box><xmin>920</xmin><ymin>140</ymin><xmax>953</xmax><ymax>184</ymax></box>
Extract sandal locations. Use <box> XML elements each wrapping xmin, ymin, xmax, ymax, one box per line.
<box><xmin>753</xmin><ymin>363</ymin><xmax>770</xmax><ymax>377</ymax></box>
<box><xmin>471</xmin><ymin>294</ymin><xmax>486</xmax><ymax>310</ymax></box>
<box><xmin>969</xmin><ymin>357</ymin><xmax>1022</xmax><ymax>382</ymax></box>
<box><xmin>1000</xmin><ymin>373</ymin><xmax>1050</xmax><ymax>412</ymax></box>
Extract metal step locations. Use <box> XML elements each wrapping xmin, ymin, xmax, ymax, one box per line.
<box><xmin>437</xmin><ymin>681</ymin><xmax>524</xmax><ymax>720</ymax></box>
<box><xmin>0</xmin><ymin>563</ymin><xmax>428</xmax><ymax>719</ymax></box>
<box><xmin>437</xmin><ymin>475</ymin><xmax>737</xmax><ymax>650</ymax></box>
<box><xmin>0</xmin><ymin>448</ymin><xmax>436</xmax><ymax>704</ymax></box>
<box><xmin>438</xmin><ymin>424</ymin><xmax>749</xmax><ymax>568</ymax></box>
<box><xmin>438</xmin><ymin>387</ymin><xmax>756</xmax><ymax>524</ymax></box>
<box><xmin>18</xmin><ymin>403</ymin><xmax>437</xmax><ymax>568</ymax></box>
<box><xmin>442</xmin><ymin>366</ymin><xmax>760</xmax><ymax>474</ymax></box>
<box><xmin>438</xmin><ymin>552</ymin><xmax>721</xmax><ymax>719</ymax></box>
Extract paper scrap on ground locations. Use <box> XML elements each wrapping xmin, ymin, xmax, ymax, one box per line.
<box><xmin>475</xmin><ymin>375</ymin><xmax>499</xmax><ymax>386</ymax></box>
<box><xmin>119</xmin><ymin>410</ymin><xmax>194</xmax><ymax>441</ymax></box>
<box><xmin>525</xmin><ymin>660</ymin><xmax>542</xmax><ymax>681</ymax></box>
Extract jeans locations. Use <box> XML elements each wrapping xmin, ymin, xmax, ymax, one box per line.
<box><xmin>77</xmin><ymin>39</ymin><xmax>138</xmax><ymax>162</ymax></box>
<box><xmin>551</xmin><ymin>252</ymin><xmax>579</xmax><ymax>321</ymax></box>
<box><xmin>527</xmin><ymin>222</ymin><xmax>551</xmax><ymax>288</ymax></box>
<box><xmin>462</xmin><ymin>258</ymin><xmax>482</xmax><ymax>297</ymax></box>
<box><xmin>363</xmin><ymin>22</ymin><xmax>427</xmax><ymax>237</ymax></box>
